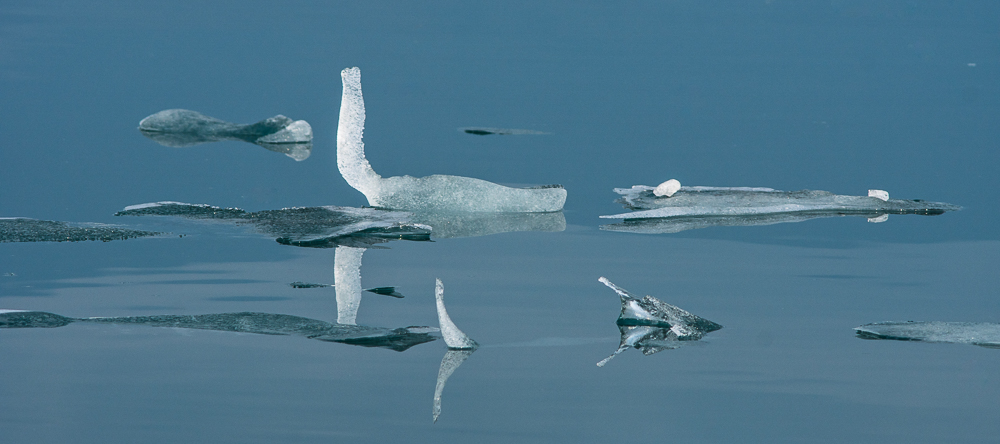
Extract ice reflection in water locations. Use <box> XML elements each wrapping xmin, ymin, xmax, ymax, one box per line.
<box><xmin>597</xmin><ymin>277</ymin><xmax>722</xmax><ymax>366</ymax></box>
<box><xmin>601</xmin><ymin>184</ymin><xmax>960</xmax><ymax>234</ymax></box>
<box><xmin>139</xmin><ymin>109</ymin><xmax>313</xmax><ymax>161</ymax></box>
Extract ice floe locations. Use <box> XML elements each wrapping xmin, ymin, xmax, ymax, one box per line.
<box><xmin>139</xmin><ymin>109</ymin><xmax>312</xmax><ymax>161</ymax></box>
<box><xmin>0</xmin><ymin>218</ymin><xmax>161</xmax><ymax>243</ymax></box>
<box><xmin>855</xmin><ymin>321</ymin><xmax>1000</xmax><ymax>348</ymax></box>
<box><xmin>338</xmin><ymin>67</ymin><xmax>566</xmax><ymax>212</ymax></box>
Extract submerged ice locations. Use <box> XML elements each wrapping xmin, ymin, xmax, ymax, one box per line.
<box><xmin>855</xmin><ymin>321</ymin><xmax>1000</xmax><ymax>348</ymax></box>
<box><xmin>337</xmin><ymin>67</ymin><xmax>566</xmax><ymax>212</ymax></box>
<box><xmin>139</xmin><ymin>109</ymin><xmax>313</xmax><ymax>161</ymax></box>
<box><xmin>597</xmin><ymin>277</ymin><xmax>722</xmax><ymax>366</ymax></box>
<box><xmin>601</xmin><ymin>184</ymin><xmax>960</xmax><ymax>233</ymax></box>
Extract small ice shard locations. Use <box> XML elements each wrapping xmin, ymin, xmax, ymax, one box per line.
<box><xmin>596</xmin><ymin>277</ymin><xmax>721</xmax><ymax>366</ymax></box>
<box><xmin>0</xmin><ymin>218</ymin><xmax>161</xmax><ymax>243</ymax></box>
<box><xmin>434</xmin><ymin>279</ymin><xmax>478</xmax><ymax>350</ymax></box>
<box><xmin>855</xmin><ymin>321</ymin><xmax>1000</xmax><ymax>348</ymax></box>
<box><xmin>337</xmin><ymin>67</ymin><xmax>566</xmax><ymax>212</ymax></box>
<box><xmin>0</xmin><ymin>310</ymin><xmax>437</xmax><ymax>351</ymax></box>
<box><xmin>459</xmin><ymin>127</ymin><xmax>550</xmax><ymax>136</ymax></box>
<box><xmin>365</xmin><ymin>287</ymin><xmax>404</xmax><ymax>298</ymax></box>
<box><xmin>139</xmin><ymin>109</ymin><xmax>313</xmax><ymax>161</ymax></box>
<box><xmin>868</xmin><ymin>189</ymin><xmax>889</xmax><ymax>201</ymax></box>
<box><xmin>653</xmin><ymin>179</ymin><xmax>681</xmax><ymax>197</ymax></box>
<box><xmin>290</xmin><ymin>282</ymin><xmax>333</xmax><ymax>288</ymax></box>
<box><xmin>432</xmin><ymin>348</ymin><xmax>475</xmax><ymax>423</ymax></box>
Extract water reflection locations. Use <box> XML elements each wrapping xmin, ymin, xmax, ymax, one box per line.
<box><xmin>139</xmin><ymin>109</ymin><xmax>313</xmax><ymax>161</ymax></box>
<box><xmin>855</xmin><ymin>321</ymin><xmax>1000</xmax><ymax>348</ymax></box>
<box><xmin>431</xmin><ymin>278</ymin><xmax>478</xmax><ymax>422</ymax></box>
<box><xmin>601</xmin><ymin>184</ymin><xmax>960</xmax><ymax>234</ymax></box>
<box><xmin>0</xmin><ymin>309</ymin><xmax>436</xmax><ymax>351</ymax></box>
<box><xmin>0</xmin><ymin>217</ymin><xmax>161</xmax><ymax>243</ymax></box>
<box><xmin>596</xmin><ymin>277</ymin><xmax>722</xmax><ymax>366</ymax></box>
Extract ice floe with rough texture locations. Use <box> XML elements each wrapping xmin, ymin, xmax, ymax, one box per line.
<box><xmin>600</xmin><ymin>184</ymin><xmax>960</xmax><ymax>233</ymax></box>
<box><xmin>0</xmin><ymin>218</ymin><xmax>161</xmax><ymax>243</ymax></box>
<box><xmin>116</xmin><ymin>201</ymin><xmax>431</xmax><ymax>248</ymax></box>
<box><xmin>597</xmin><ymin>277</ymin><xmax>722</xmax><ymax>366</ymax></box>
<box><xmin>338</xmin><ymin>67</ymin><xmax>566</xmax><ymax>212</ymax></box>
<box><xmin>0</xmin><ymin>310</ymin><xmax>437</xmax><ymax>351</ymax></box>
<box><xmin>139</xmin><ymin>109</ymin><xmax>312</xmax><ymax>161</ymax></box>
<box><xmin>855</xmin><ymin>321</ymin><xmax>1000</xmax><ymax>348</ymax></box>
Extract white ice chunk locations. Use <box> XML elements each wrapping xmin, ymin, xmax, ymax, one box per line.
<box><xmin>434</xmin><ymin>279</ymin><xmax>478</xmax><ymax>350</ymax></box>
<box><xmin>653</xmin><ymin>179</ymin><xmax>681</xmax><ymax>197</ymax></box>
<box><xmin>337</xmin><ymin>67</ymin><xmax>566</xmax><ymax>212</ymax></box>
<box><xmin>868</xmin><ymin>189</ymin><xmax>889</xmax><ymax>201</ymax></box>
<box><xmin>334</xmin><ymin>246</ymin><xmax>365</xmax><ymax>325</ymax></box>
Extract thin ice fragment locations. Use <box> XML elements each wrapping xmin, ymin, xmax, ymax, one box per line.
<box><xmin>855</xmin><ymin>321</ymin><xmax>1000</xmax><ymax>348</ymax></box>
<box><xmin>435</xmin><ymin>279</ymin><xmax>478</xmax><ymax>349</ymax></box>
<box><xmin>0</xmin><ymin>218</ymin><xmax>161</xmax><ymax>243</ymax></box>
<box><xmin>337</xmin><ymin>67</ymin><xmax>566</xmax><ymax>212</ymax></box>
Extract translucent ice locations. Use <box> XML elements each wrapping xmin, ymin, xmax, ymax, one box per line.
<box><xmin>0</xmin><ymin>217</ymin><xmax>161</xmax><ymax>243</ymax></box>
<box><xmin>597</xmin><ymin>277</ymin><xmax>722</xmax><ymax>366</ymax></box>
<box><xmin>337</xmin><ymin>67</ymin><xmax>566</xmax><ymax>212</ymax></box>
<box><xmin>855</xmin><ymin>321</ymin><xmax>1000</xmax><ymax>348</ymax></box>
<box><xmin>432</xmin><ymin>349</ymin><xmax>475</xmax><ymax>423</ymax></box>
<box><xmin>0</xmin><ymin>310</ymin><xmax>437</xmax><ymax>352</ymax></box>
<box><xmin>435</xmin><ymin>279</ymin><xmax>478</xmax><ymax>350</ymax></box>
<box><xmin>601</xmin><ymin>185</ymin><xmax>960</xmax><ymax>233</ymax></box>
<box><xmin>139</xmin><ymin>109</ymin><xmax>313</xmax><ymax>161</ymax></box>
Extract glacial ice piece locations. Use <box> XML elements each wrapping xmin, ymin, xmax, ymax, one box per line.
<box><xmin>116</xmin><ymin>202</ymin><xmax>431</xmax><ymax>248</ymax></box>
<box><xmin>1</xmin><ymin>217</ymin><xmax>161</xmax><ymax>243</ymax></box>
<box><xmin>597</xmin><ymin>277</ymin><xmax>722</xmax><ymax>366</ymax></box>
<box><xmin>432</xmin><ymin>348</ymin><xmax>475</xmax><ymax>423</ymax></box>
<box><xmin>337</xmin><ymin>67</ymin><xmax>566</xmax><ymax>212</ymax></box>
<box><xmin>0</xmin><ymin>310</ymin><xmax>437</xmax><ymax>352</ymax></box>
<box><xmin>139</xmin><ymin>109</ymin><xmax>313</xmax><ymax>161</ymax></box>
<box><xmin>434</xmin><ymin>279</ymin><xmax>478</xmax><ymax>349</ymax></box>
<box><xmin>855</xmin><ymin>321</ymin><xmax>1000</xmax><ymax>348</ymax></box>
<box><xmin>600</xmin><ymin>185</ymin><xmax>960</xmax><ymax>234</ymax></box>
<box><xmin>653</xmin><ymin>179</ymin><xmax>681</xmax><ymax>197</ymax></box>
<box><xmin>459</xmin><ymin>127</ymin><xmax>550</xmax><ymax>136</ymax></box>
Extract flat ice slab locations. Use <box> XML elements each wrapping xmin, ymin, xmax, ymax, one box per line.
<box><xmin>337</xmin><ymin>67</ymin><xmax>566</xmax><ymax>212</ymax></box>
<box><xmin>139</xmin><ymin>109</ymin><xmax>312</xmax><ymax>161</ymax></box>
<box><xmin>855</xmin><ymin>321</ymin><xmax>1000</xmax><ymax>348</ymax></box>
<box><xmin>1</xmin><ymin>218</ymin><xmax>161</xmax><ymax>243</ymax></box>
<box><xmin>600</xmin><ymin>185</ymin><xmax>960</xmax><ymax>233</ymax></box>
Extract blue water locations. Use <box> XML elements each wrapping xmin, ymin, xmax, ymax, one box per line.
<box><xmin>2</xmin><ymin>2</ymin><xmax>999</xmax><ymax>443</ymax></box>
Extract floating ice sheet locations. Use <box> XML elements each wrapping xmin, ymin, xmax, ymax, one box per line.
<box><xmin>597</xmin><ymin>277</ymin><xmax>722</xmax><ymax>366</ymax></box>
<box><xmin>0</xmin><ymin>310</ymin><xmax>437</xmax><ymax>352</ymax></box>
<box><xmin>855</xmin><ymin>321</ymin><xmax>1000</xmax><ymax>348</ymax></box>
<box><xmin>0</xmin><ymin>218</ymin><xmax>161</xmax><ymax>243</ymax></box>
<box><xmin>337</xmin><ymin>67</ymin><xmax>566</xmax><ymax>212</ymax></box>
<box><xmin>600</xmin><ymin>185</ymin><xmax>960</xmax><ymax>233</ymax></box>
<box><xmin>139</xmin><ymin>109</ymin><xmax>313</xmax><ymax>161</ymax></box>
<box><xmin>116</xmin><ymin>201</ymin><xmax>431</xmax><ymax>248</ymax></box>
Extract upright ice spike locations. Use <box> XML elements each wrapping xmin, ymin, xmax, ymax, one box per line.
<box><xmin>435</xmin><ymin>279</ymin><xmax>478</xmax><ymax>350</ymax></box>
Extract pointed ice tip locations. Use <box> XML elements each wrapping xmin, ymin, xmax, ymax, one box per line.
<box><xmin>868</xmin><ymin>189</ymin><xmax>889</xmax><ymax>201</ymax></box>
<box><xmin>653</xmin><ymin>179</ymin><xmax>681</xmax><ymax>197</ymax></box>
<box><xmin>435</xmin><ymin>279</ymin><xmax>478</xmax><ymax>350</ymax></box>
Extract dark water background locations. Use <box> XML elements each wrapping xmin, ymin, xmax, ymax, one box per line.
<box><xmin>2</xmin><ymin>2</ymin><xmax>998</xmax><ymax>443</ymax></box>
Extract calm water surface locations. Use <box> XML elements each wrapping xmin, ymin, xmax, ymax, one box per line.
<box><xmin>2</xmin><ymin>2</ymin><xmax>998</xmax><ymax>443</ymax></box>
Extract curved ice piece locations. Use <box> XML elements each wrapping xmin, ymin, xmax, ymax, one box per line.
<box><xmin>1</xmin><ymin>217</ymin><xmax>161</xmax><ymax>243</ymax></box>
<box><xmin>434</xmin><ymin>279</ymin><xmax>478</xmax><ymax>350</ymax></box>
<box><xmin>139</xmin><ymin>109</ymin><xmax>313</xmax><ymax>161</ymax></box>
<box><xmin>855</xmin><ymin>321</ymin><xmax>1000</xmax><ymax>348</ymax></box>
<box><xmin>116</xmin><ymin>202</ymin><xmax>431</xmax><ymax>248</ymax></box>
<box><xmin>459</xmin><ymin>127</ymin><xmax>550</xmax><ymax>136</ymax></box>
<box><xmin>338</xmin><ymin>67</ymin><xmax>566</xmax><ymax>212</ymax></box>
<box><xmin>432</xmin><ymin>349</ymin><xmax>475</xmax><ymax>423</ymax></box>
<box><xmin>603</xmin><ymin>186</ymin><xmax>961</xmax><ymax>220</ymax></box>
<box><xmin>0</xmin><ymin>310</ymin><xmax>437</xmax><ymax>351</ymax></box>
<box><xmin>597</xmin><ymin>277</ymin><xmax>721</xmax><ymax>366</ymax></box>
